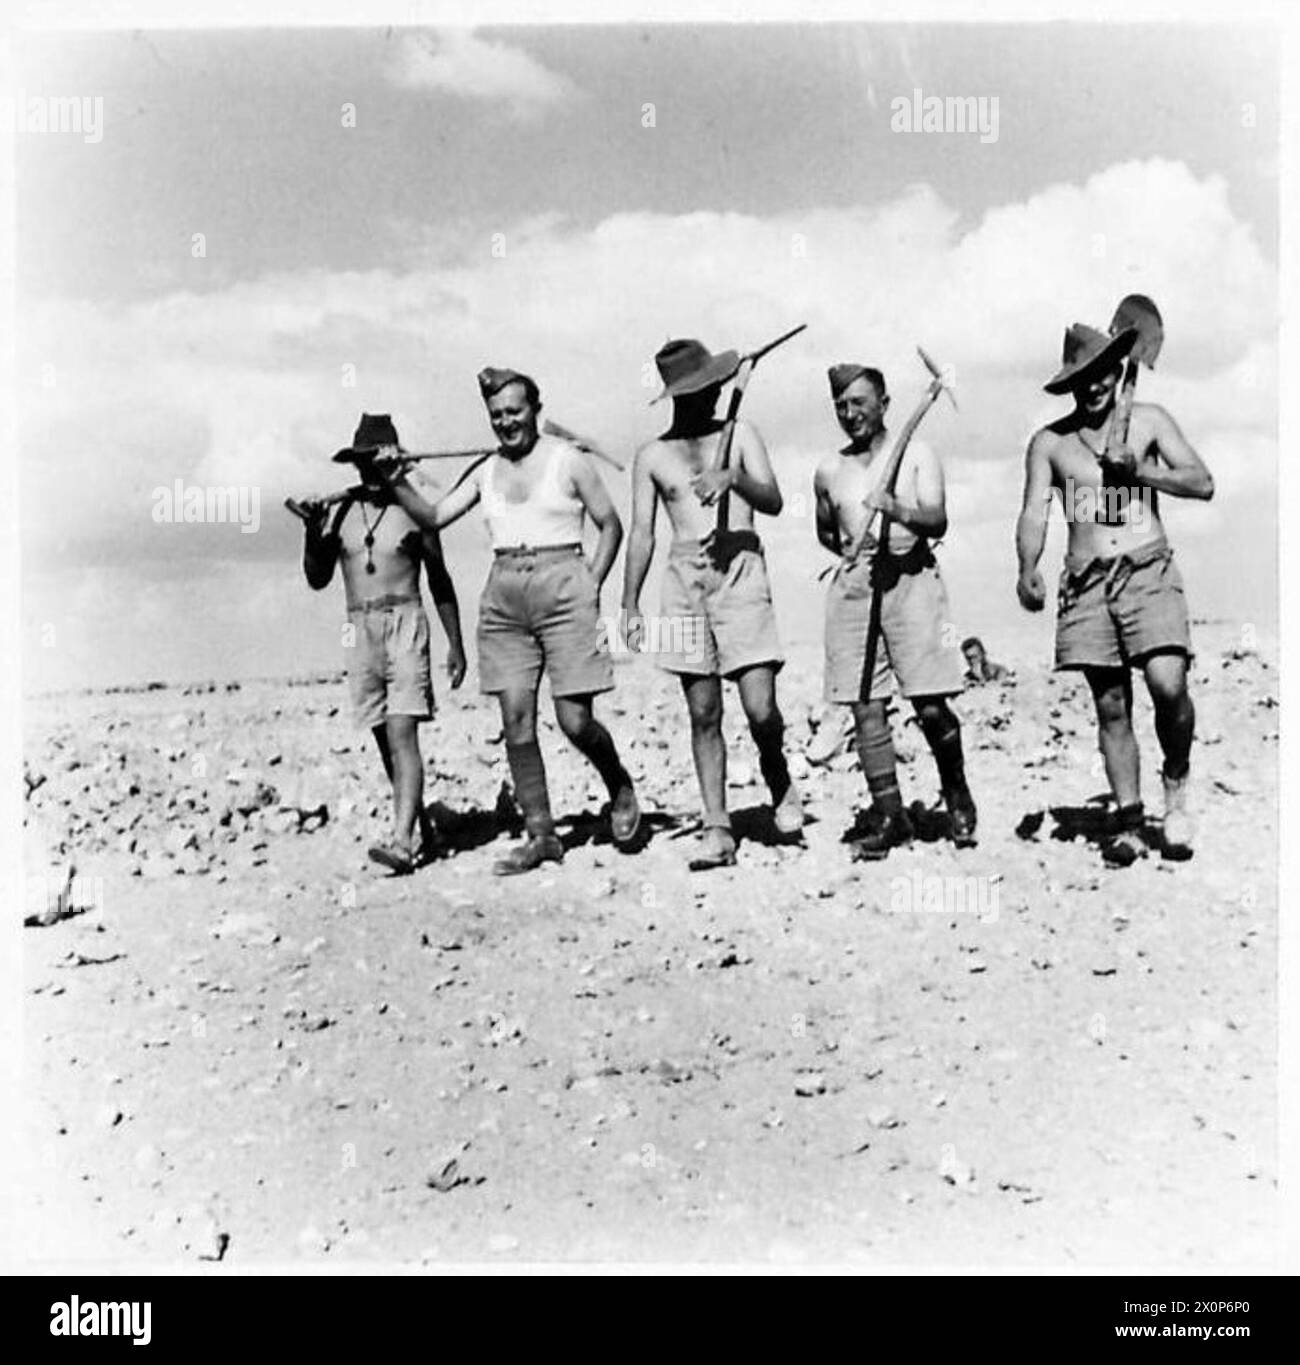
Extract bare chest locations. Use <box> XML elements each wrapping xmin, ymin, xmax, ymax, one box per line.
<box><xmin>338</xmin><ymin>502</ymin><xmax>420</xmax><ymax>564</ymax></box>
<box><xmin>656</xmin><ymin>436</ymin><xmax>719</xmax><ymax>503</ymax></box>
<box><xmin>1051</xmin><ymin>416</ymin><xmax>1159</xmax><ymax>490</ymax></box>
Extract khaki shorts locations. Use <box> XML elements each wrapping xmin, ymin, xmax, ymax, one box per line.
<box><xmin>346</xmin><ymin>596</ymin><xmax>435</xmax><ymax>730</ymax></box>
<box><xmin>824</xmin><ymin>546</ymin><xmax>964</xmax><ymax>703</ymax></box>
<box><xmin>1055</xmin><ymin>539</ymin><xmax>1192</xmax><ymax>671</ymax></box>
<box><xmin>477</xmin><ymin>545</ymin><xmax>614</xmax><ymax>698</ymax></box>
<box><xmin>653</xmin><ymin>535</ymin><xmax>784</xmax><ymax>679</ymax></box>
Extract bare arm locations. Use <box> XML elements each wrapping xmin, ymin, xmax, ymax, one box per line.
<box><xmin>731</xmin><ymin>421</ymin><xmax>783</xmax><ymax>516</ymax></box>
<box><xmin>692</xmin><ymin>421</ymin><xmax>782</xmax><ymax>514</ymax></box>
<box><xmin>388</xmin><ymin>468</ymin><xmax>481</xmax><ymax>532</ymax></box>
<box><xmin>302</xmin><ymin>502</ymin><xmax>341</xmax><ymax>590</ymax></box>
<box><xmin>875</xmin><ymin>444</ymin><xmax>948</xmax><ymax>539</ymax></box>
<box><xmin>569</xmin><ymin>451</ymin><xmax>623</xmax><ymax>590</ymax></box>
<box><xmin>1133</xmin><ymin>405</ymin><xmax>1214</xmax><ymax>500</ymax></box>
<box><xmin>1015</xmin><ymin>431</ymin><xmax>1056</xmax><ymax>610</ymax></box>
<box><xmin>814</xmin><ymin>466</ymin><xmax>842</xmax><ymax>556</ymax></box>
<box><xmin>420</xmin><ymin>527</ymin><xmax>466</xmax><ymax>689</ymax></box>
<box><xmin>621</xmin><ymin>444</ymin><xmax>659</xmax><ymax>617</ymax></box>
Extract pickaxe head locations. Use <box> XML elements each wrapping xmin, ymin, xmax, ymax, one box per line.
<box><xmin>917</xmin><ymin>344</ymin><xmax>958</xmax><ymax>411</ymax></box>
<box><xmin>541</xmin><ymin>419</ymin><xmax>626</xmax><ymax>472</ymax></box>
<box><xmin>1110</xmin><ymin>294</ymin><xmax>1163</xmax><ymax>370</ymax></box>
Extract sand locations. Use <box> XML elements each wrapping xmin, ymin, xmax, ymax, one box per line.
<box><xmin>18</xmin><ymin>624</ymin><xmax>1278</xmax><ymax>1267</ymax></box>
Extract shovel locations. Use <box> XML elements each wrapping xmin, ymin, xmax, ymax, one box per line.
<box><xmin>1104</xmin><ymin>294</ymin><xmax>1163</xmax><ymax>459</ymax></box>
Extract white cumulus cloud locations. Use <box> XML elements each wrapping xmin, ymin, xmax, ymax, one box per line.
<box><xmin>19</xmin><ymin>157</ymin><xmax>1277</xmax><ymax>686</ymax></box>
<box><xmin>388</xmin><ymin>30</ymin><xmax>579</xmax><ymax>120</ymax></box>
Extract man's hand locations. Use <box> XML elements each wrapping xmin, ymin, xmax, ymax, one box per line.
<box><xmin>1017</xmin><ymin>569</ymin><xmax>1047</xmax><ymax>612</ymax></box>
<box><xmin>621</xmin><ymin>605</ymin><xmax>645</xmax><ymax>653</ymax></box>
<box><xmin>296</xmin><ymin>497</ymin><xmax>329</xmax><ymax>528</ymax></box>
<box><xmin>1098</xmin><ymin>444</ymin><xmax>1137</xmax><ymax>483</ymax></box>
<box><xmin>445</xmin><ymin>642</ymin><xmax>467</xmax><ymax>690</ymax></box>
<box><xmin>691</xmin><ymin>467</ymin><xmax>734</xmax><ymax>506</ymax></box>
<box><xmin>863</xmin><ymin>487</ymin><xmax>903</xmax><ymax>521</ymax></box>
<box><xmin>354</xmin><ymin>447</ymin><xmax>406</xmax><ymax>488</ymax></box>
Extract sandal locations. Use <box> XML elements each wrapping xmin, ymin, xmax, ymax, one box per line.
<box><xmin>368</xmin><ymin>842</ymin><xmax>416</xmax><ymax>876</ymax></box>
<box><xmin>688</xmin><ymin>825</ymin><xmax>737</xmax><ymax>871</ymax></box>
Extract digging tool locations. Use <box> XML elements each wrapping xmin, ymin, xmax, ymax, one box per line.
<box><xmin>851</xmin><ymin>346</ymin><xmax>957</xmax><ymax>705</ymax></box>
<box><xmin>709</xmin><ymin>322</ymin><xmax>808</xmax><ymax>534</ymax></box>
<box><xmin>1104</xmin><ymin>294</ymin><xmax>1163</xmax><ymax>460</ymax></box>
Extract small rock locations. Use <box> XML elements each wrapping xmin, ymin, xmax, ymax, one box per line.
<box><xmin>296</xmin><ymin>1224</ymin><xmax>329</xmax><ymax>1256</ymax></box>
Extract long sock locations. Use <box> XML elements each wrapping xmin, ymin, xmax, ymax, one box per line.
<box><xmin>505</xmin><ymin>740</ymin><xmax>554</xmax><ymax>837</ymax></box>
<box><xmin>856</xmin><ymin>706</ymin><xmax>903</xmax><ymax>814</ymax></box>
<box><xmin>918</xmin><ymin>703</ymin><xmax>968</xmax><ymax>797</ymax></box>
<box><xmin>749</xmin><ymin>712</ymin><xmax>791</xmax><ymax>805</ymax></box>
<box><xmin>1156</xmin><ymin>694</ymin><xmax>1194</xmax><ymax>781</ymax></box>
<box><xmin>567</xmin><ymin>717</ymin><xmax>631</xmax><ymax>799</ymax></box>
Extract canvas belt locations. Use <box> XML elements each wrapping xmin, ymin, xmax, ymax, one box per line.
<box><xmin>1063</xmin><ymin>534</ymin><xmax>1172</xmax><ymax>605</ymax></box>
<box><xmin>346</xmin><ymin>592</ymin><xmax>420</xmax><ymax>614</ymax></box>
<box><xmin>671</xmin><ymin>529</ymin><xmax>763</xmax><ymax>570</ymax></box>
<box><xmin>821</xmin><ymin>536</ymin><xmax>935</xmax><ymax>583</ymax></box>
<box><xmin>493</xmin><ymin>543</ymin><xmax>583</xmax><ymax>559</ymax></box>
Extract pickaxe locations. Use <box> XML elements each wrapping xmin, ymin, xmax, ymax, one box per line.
<box><xmin>709</xmin><ymin>322</ymin><xmax>808</xmax><ymax>534</ymax></box>
<box><xmin>1104</xmin><ymin>294</ymin><xmax>1163</xmax><ymax>459</ymax></box>
<box><xmin>846</xmin><ymin>345</ymin><xmax>957</xmax><ymax>563</ymax></box>
<box><xmin>852</xmin><ymin>345</ymin><xmax>958</xmax><ymax>705</ymax></box>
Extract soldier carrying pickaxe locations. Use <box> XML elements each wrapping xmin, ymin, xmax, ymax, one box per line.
<box><xmin>814</xmin><ymin>347</ymin><xmax>976</xmax><ymax>859</ymax></box>
<box><xmin>1015</xmin><ymin>297</ymin><xmax>1214</xmax><ymax>866</ymax></box>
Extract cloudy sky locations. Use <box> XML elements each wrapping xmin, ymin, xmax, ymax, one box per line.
<box><xmin>14</xmin><ymin>19</ymin><xmax>1279</xmax><ymax>690</ymax></box>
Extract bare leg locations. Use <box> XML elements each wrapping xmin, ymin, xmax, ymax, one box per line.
<box><xmin>382</xmin><ymin>715</ymin><xmax>424</xmax><ymax>855</ymax></box>
<box><xmin>734</xmin><ymin>665</ymin><xmax>792</xmax><ymax>807</ymax></box>
<box><xmin>1143</xmin><ymin>650</ymin><xmax>1196</xmax><ymax>857</ymax></box>
<box><xmin>680</xmin><ymin>674</ymin><xmax>727</xmax><ymax>827</ymax></box>
<box><xmin>1084</xmin><ymin>666</ymin><xmax>1140</xmax><ymax>808</ymax></box>
<box><xmin>1142</xmin><ymin>651</ymin><xmax>1194</xmax><ymax>780</ymax></box>
<box><xmin>1085</xmin><ymin>666</ymin><xmax>1146</xmax><ymax>865</ymax></box>
<box><xmin>373</xmin><ymin>722</ymin><xmax>434</xmax><ymax>854</ymax></box>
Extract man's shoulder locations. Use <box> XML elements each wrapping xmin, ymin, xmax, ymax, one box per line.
<box><xmin>814</xmin><ymin>451</ymin><xmax>847</xmax><ymax>484</ymax></box>
<box><xmin>1029</xmin><ymin>420</ymin><xmax>1072</xmax><ymax>453</ymax></box>
<box><xmin>635</xmin><ymin>434</ymin><xmax>685</xmax><ymax>468</ymax></box>
<box><xmin>901</xmin><ymin>436</ymin><xmax>937</xmax><ymax>465</ymax></box>
<box><xmin>1128</xmin><ymin>399</ymin><xmax>1173</xmax><ymax>430</ymax></box>
<box><xmin>538</xmin><ymin>432</ymin><xmax>579</xmax><ymax>464</ymax></box>
<box><xmin>391</xmin><ymin>501</ymin><xmax>429</xmax><ymax>537</ymax></box>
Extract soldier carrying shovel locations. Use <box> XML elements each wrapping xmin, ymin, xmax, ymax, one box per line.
<box><xmin>1015</xmin><ymin>301</ymin><xmax>1214</xmax><ymax>866</ymax></box>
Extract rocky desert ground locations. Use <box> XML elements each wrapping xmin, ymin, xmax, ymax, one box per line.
<box><xmin>15</xmin><ymin>619</ymin><xmax>1279</xmax><ymax>1268</ymax></box>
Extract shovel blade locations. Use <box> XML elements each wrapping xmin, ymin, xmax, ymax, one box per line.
<box><xmin>1111</xmin><ymin>293</ymin><xmax>1163</xmax><ymax>369</ymax></box>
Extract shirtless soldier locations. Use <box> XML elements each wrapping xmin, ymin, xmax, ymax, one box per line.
<box><xmin>815</xmin><ymin>364</ymin><xmax>975</xmax><ymax>858</ymax></box>
<box><xmin>383</xmin><ymin>368</ymin><xmax>641</xmax><ymax>875</ymax></box>
<box><xmin>1016</xmin><ymin>323</ymin><xmax>1214</xmax><ymax>865</ymax></box>
<box><xmin>621</xmin><ymin>338</ymin><xmax>803</xmax><ymax>870</ymax></box>
<box><xmin>301</xmin><ymin>413</ymin><xmax>466</xmax><ymax>875</ymax></box>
